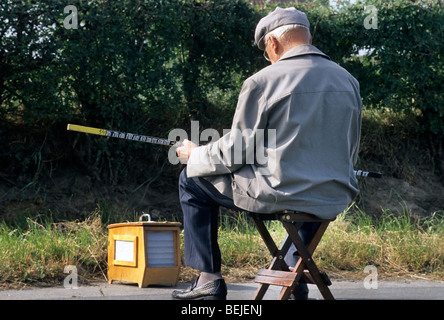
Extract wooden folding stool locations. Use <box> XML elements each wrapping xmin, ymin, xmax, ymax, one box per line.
<box><xmin>249</xmin><ymin>211</ymin><xmax>334</xmax><ymax>300</ymax></box>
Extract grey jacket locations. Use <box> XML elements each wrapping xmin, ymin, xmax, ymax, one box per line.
<box><xmin>187</xmin><ymin>45</ymin><xmax>361</xmax><ymax>219</ymax></box>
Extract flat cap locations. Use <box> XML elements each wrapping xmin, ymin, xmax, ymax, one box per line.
<box><xmin>254</xmin><ymin>7</ymin><xmax>310</xmax><ymax>50</ymax></box>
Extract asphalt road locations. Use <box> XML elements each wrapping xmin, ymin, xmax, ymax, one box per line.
<box><xmin>1</xmin><ymin>279</ymin><xmax>443</xmax><ymax>300</ymax></box>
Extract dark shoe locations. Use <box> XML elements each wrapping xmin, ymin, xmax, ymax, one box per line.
<box><xmin>290</xmin><ymin>283</ymin><xmax>309</xmax><ymax>300</ymax></box>
<box><xmin>172</xmin><ymin>278</ymin><xmax>227</xmax><ymax>300</ymax></box>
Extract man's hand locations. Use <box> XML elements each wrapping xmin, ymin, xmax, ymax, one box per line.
<box><xmin>176</xmin><ymin>139</ymin><xmax>198</xmax><ymax>164</ymax></box>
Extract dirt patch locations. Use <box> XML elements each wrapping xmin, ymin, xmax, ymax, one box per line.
<box><xmin>358</xmin><ymin>168</ymin><xmax>444</xmax><ymax>217</ymax></box>
<box><xmin>1</xmin><ymin>162</ymin><xmax>443</xmax><ymax>224</ymax></box>
<box><xmin>0</xmin><ymin>167</ymin><xmax>183</xmax><ymax>224</ymax></box>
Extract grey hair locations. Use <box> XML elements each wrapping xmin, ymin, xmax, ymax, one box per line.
<box><xmin>264</xmin><ymin>24</ymin><xmax>310</xmax><ymax>43</ymax></box>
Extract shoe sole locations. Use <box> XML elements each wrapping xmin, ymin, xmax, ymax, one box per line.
<box><xmin>172</xmin><ymin>294</ymin><xmax>226</xmax><ymax>300</ymax></box>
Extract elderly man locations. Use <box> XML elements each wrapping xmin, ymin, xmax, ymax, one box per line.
<box><xmin>173</xmin><ymin>7</ymin><xmax>361</xmax><ymax>300</ymax></box>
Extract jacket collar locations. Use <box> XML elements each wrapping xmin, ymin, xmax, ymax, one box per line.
<box><xmin>278</xmin><ymin>44</ymin><xmax>330</xmax><ymax>62</ymax></box>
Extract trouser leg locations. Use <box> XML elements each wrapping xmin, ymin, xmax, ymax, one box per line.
<box><xmin>284</xmin><ymin>221</ymin><xmax>321</xmax><ymax>266</ymax></box>
<box><xmin>178</xmin><ymin>168</ymin><xmax>237</xmax><ymax>273</ymax></box>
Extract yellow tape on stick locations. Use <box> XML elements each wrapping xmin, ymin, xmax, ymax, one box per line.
<box><xmin>67</xmin><ymin>124</ymin><xmax>176</xmax><ymax>146</ymax></box>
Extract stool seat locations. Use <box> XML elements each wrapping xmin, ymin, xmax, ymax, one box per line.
<box><xmin>249</xmin><ymin>210</ymin><xmax>334</xmax><ymax>300</ymax></box>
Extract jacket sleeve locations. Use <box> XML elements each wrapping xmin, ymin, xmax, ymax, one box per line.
<box><xmin>187</xmin><ymin>77</ymin><xmax>266</xmax><ymax>178</ymax></box>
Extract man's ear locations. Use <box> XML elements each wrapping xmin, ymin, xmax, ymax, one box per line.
<box><xmin>268</xmin><ymin>36</ymin><xmax>279</xmax><ymax>53</ymax></box>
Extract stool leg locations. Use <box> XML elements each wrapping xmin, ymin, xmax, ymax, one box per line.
<box><xmin>250</xmin><ymin>216</ymin><xmax>289</xmax><ymax>270</ymax></box>
<box><xmin>250</xmin><ymin>214</ymin><xmax>334</xmax><ymax>300</ymax></box>
<box><xmin>250</xmin><ymin>216</ymin><xmax>293</xmax><ymax>300</ymax></box>
<box><xmin>283</xmin><ymin>221</ymin><xmax>334</xmax><ymax>300</ymax></box>
<box><xmin>252</xmin><ymin>283</ymin><xmax>269</xmax><ymax>300</ymax></box>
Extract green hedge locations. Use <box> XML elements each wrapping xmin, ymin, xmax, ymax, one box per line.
<box><xmin>1</xmin><ymin>0</ymin><xmax>442</xmax><ymax>182</ymax></box>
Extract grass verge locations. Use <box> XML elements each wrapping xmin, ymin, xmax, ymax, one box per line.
<box><xmin>316</xmin><ymin>207</ymin><xmax>444</xmax><ymax>280</ymax></box>
<box><xmin>0</xmin><ymin>212</ymin><xmax>108</xmax><ymax>288</ymax></box>
<box><xmin>0</xmin><ymin>207</ymin><xmax>443</xmax><ymax>289</ymax></box>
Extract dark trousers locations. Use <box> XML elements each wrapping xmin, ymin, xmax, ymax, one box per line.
<box><xmin>178</xmin><ymin>168</ymin><xmax>318</xmax><ymax>274</ymax></box>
